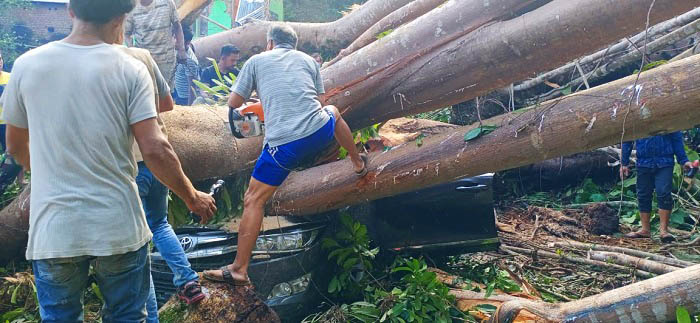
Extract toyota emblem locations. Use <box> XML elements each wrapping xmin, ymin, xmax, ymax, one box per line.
<box><xmin>179</xmin><ymin>236</ymin><xmax>194</xmax><ymax>252</ymax></box>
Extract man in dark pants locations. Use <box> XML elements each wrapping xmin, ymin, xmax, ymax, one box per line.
<box><xmin>621</xmin><ymin>132</ymin><xmax>692</xmax><ymax>242</ymax></box>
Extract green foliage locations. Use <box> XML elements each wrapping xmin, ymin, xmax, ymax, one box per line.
<box><xmin>168</xmin><ymin>177</ymin><xmax>246</xmax><ymax>229</ymax></box>
<box><xmin>573</xmin><ymin>178</ymin><xmax>607</xmax><ymax>204</ymax></box>
<box><xmin>452</xmin><ymin>260</ymin><xmax>521</xmax><ymax>298</ymax></box>
<box><xmin>413</xmin><ymin>107</ymin><xmax>451</xmax><ymax>124</ymax></box>
<box><xmin>633</xmin><ymin>60</ymin><xmax>668</xmax><ymax>74</ymax></box>
<box><xmin>376</xmin><ymin>29</ymin><xmax>393</xmax><ymax>40</ymax></box>
<box><xmin>322</xmin><ymin>214</ymin><xmax>378</xmax><ymax>298</ymax></box>
<box><xmin>339</xmin><ymin>124</ymin><xmax>380</xmax><ymax>159</ymax></box>
<box><xmin>677</xmin><ymin>306</ymin><xmax>694</xmax><ymax>323</ymax></box>
<box><xmin>464</xmin><ymin>125</ymin><xmax>499</xmax><ymax>142</ymax></box>
<box><xmin>373</xmin><ymin>257</ymin><xmax>463</xmax><ymax>323</ymax></box>
<box><xmin>192</xmin><ymin>58</ymin><xmax>237</xmax><ymax>104</ymax></box>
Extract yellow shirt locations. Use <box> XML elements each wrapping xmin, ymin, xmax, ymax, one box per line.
<box><xmin>0</xmin><ymin>71</ymin><xmax>10</xmax><ymax>124</ymax></box>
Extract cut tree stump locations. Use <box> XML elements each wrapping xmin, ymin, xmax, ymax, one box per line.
<box><xmin>159</xmin><ymin>276</ymin><xmax>280</xmax><ymax>323</ymax></box>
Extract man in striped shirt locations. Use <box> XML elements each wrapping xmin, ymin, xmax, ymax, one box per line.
<box><xmin>125</xmin><ymin>0</ymin><xmax>186</xmax><ymax>87</ymax></box>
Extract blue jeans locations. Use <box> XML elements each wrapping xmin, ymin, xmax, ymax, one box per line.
<box><xmin>32</xmin><ymin>244</ymin><xmax>151</xmax><ymax>323</ymax></box>
<box><xmin>136</xmin><ymin>163</ymin><xmax>198</xmax><ymax>322</ymax></box>
<box><xmin>637</xmin><ymin>166</ymin><xmax>674</xmax><ymax>212</ymax></box>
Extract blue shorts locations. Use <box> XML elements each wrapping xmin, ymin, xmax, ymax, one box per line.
<box><xmin>252</xmin><ymin>111</ymin><xmax>336</xmax><ymax>186</ymax></box>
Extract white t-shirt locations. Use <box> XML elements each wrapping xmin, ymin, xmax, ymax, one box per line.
<box><xmin>0</xmin><ymin>41</ymin><xmax>156</xmax><ymax>260</ymax></box>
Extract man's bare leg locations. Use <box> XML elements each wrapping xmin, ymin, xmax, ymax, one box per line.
<box><xmin>204</xmin><ymin>177</ymin><xmax>277</xmax><ymax>282</ymax></box>
<box><xmin>658</xmin><ymin>208</ymin><xmax>672</xmax><ymax>237</ymax></box>
<box><xmin>326</xmin><ymin>105</ymin><xmax>365</xmax><ymax>173</ymax></box>
<box><xmin>626</xmin><ymin>212</ymin><xmax>652</xmax><ymax>238</ymax></box>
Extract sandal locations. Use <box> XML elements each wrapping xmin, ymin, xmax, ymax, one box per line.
<box><xmin>177</xmin><ymin>280</ymin><xmax>206</xmax><ymax>305</ymax></box>
<box><xmin>660</xmin><ymin>233</ymin><xmax>676</xmax><ymax>243</ymax></box>
<box><xmin>355</xmin><ymin>153</ymin><xmax>369</xmax><ymax>177</ymax></box>
<box><xmin>624</xmin><ymin>231</ymin><xmax>651</xmax><ymax>239</ymax></box>
<box><xmin>203</xmin><ymin>266</ymin><xmax>251</xmax><ymax>286</ymax></box>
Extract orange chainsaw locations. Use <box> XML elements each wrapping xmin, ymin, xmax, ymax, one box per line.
<box><xmin>229</xmin><ymin>101</ymin><xmax>265</xmax><ymax>139</ymax></box>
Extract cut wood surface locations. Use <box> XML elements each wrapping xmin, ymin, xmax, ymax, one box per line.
<box><xmin>192</xmin><ymin>0</ymin><xmax>414</xmax><ymax>60</ymax></box>
<box><xmin>490</xmin><ymin>264</ymin><xmax>700</xmax><ymax>323</ymax></box>
<box><xmin>267</xmin><ymin>55</ymin><xmax>700</xmax><ymax>217</ymax></box>
<box><xmin>177</xmin><ymin>0</ymin><xmax>213</xmax><ymax>26</ymax></box>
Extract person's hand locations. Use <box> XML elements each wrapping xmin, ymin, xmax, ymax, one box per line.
<box><xmin>177</xmin><ymin>48</ymin><xmax>187</xmax><ymax>63</ymax></box>
<box><xmin>684</xmin><ymin>161</ymin><xmax>694</xmax><ymax>172</ymax></box>
<box><xmin>185</xmin><ymin>190</ymin><xmax>217</xmax><ymax>224</ymax></box>
<box><xmin>620</xmin><ymin>166</ymin><xmax>630</xmax><ymax>180</ymax></box>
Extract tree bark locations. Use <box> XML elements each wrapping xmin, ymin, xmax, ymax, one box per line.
<box><xmin>0</xmin><ymin>186</ymin><xmax>30</xmax><ymax>264</ymax></box>
<box><xmin>323</xmin><ymin>0</ymin><xmax>447</xmax><ymax>67</ymax></box>
<box><xmin>490</xmin><ymin>264</ymin><xmax>700</xmax><ymax>323</ymax></box>
<box><xmin>177</xmin><ymin>0</ymin><xmax>214</xmax><ymax>26</ymax></box>
<box><xmin>552</xmin><ymin>240</ymin><xmax>696</xmax><ymax>268</ymax></box>
<box><xmin>323</xmin><ymin>0</ymin><xmax>697</xmax><ymax>130</ymax></box>
<box><xmin>588</xmin><ymin>251</ymin><xmax>681</xmax><ymax>275</ymax></box>
<box><xmin>191</xmin><ymin>0</ymin><xmax>414</xmax><ymax>60</ymax></box>
<box><xmin>267</xmin><ymin>55</ymin><xmax>700</xmax><ymax>217</ymax></box>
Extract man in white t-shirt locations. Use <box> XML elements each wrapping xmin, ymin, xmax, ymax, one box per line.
<box><xmin>0</xmin><ymin>0</ymin><xmax>216</xmax><ymax>321</ymax></box>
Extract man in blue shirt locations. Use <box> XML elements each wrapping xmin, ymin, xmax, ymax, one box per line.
<box><xmin>621</xmin><ymin>132</ymin><xmax>692</xmax><ymax>242</ymax></box>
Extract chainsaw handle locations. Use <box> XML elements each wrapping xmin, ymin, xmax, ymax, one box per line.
<box><xmin>229</xmin><ymin>107</ymin><xmax>245</xmax><ymax>139</ymax></box>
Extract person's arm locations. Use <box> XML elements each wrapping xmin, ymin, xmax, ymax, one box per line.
<box><xmin>132</xmin><ymin>119</ymin><xmax>214</xmax><ymax>220</ymax></box>
<box><xmin>151</xmin><ymin>56</ymin><xmax>175</xmax><ymax>112</ymax></box>
<box><xmin>6</xmin><ymin>125</ymin><xmax>29</xmax><ymax>170</ymax></box>
<box><xmin>620</xmin><ymin>141</ymin><xmax>634</xmax><ymax>179</ymax></box>
<box><xmin>228</xmin><ymin>59</ymin><xmax>255</xmax><ymax>108</ymax></box>
<box><xmin>671</xmin><ymin>132</ymin><xmax>690</xmax><ymax>166</ymax></box>
<box><xmin>1</xmin><ymin>59</ymin><xmax>30</xmax><ymax>170</ymax></box>
<box><xmin>313</xmin><ymin>60</ymin><xmax>327</xmax><ymax>106</ymax></box>
<box><xmin>621</xmin><ymin>141</ymin><xmax>634</xmax><ymax>166</ymax></box>
<box><xmin>129</xmin><ymin>64</ymin><xmax>215</xmax><ymax>221</ymax></box>
<box><xmin>169</xmin><ymin>0</ymin><xmax>186</xmax><ymax>60</ymax></box>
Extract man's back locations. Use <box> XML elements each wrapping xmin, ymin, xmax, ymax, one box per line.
<box><xmin>1</xmin><ymin>41</ymin><xmax>156</xmax><ymax>260</ymax></box>
<box><xmin>233</xmin><ymin>46</ymin><xmax>329</xmax><ymax>147</ymax></box>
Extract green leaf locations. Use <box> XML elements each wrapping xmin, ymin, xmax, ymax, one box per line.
<box><xmin>328</xmin><ymin>276</ymin><xmax>339</xmax><ymax>293</ymax></box>
<box><xmin>376</xmin><ymin>29</ymin><xmax>394</xmax><ymax>39</ymax></box>
<box><xmin>464</xmin><ymin>125</ymin><xmax>499</xmax><ymax>142</ymax></box>
<box><xmin>1</xmin><ymin>308</ymin><xmax>24</xmax><ymax>322</ymax></box>
<box><xmin>590</xmin><ymin>193</ymin><xmax>607</xmax><ymax>202</ymax></box>
<box><xmin>677</xmin><ymin>306</ymin><xmax>692</xmax><ymax>323</ymax></box>
<box><xmin>560</xmin><ymin>85</ymin><xmax>572</xmax><ymax>96</ymax></box>
<box><xmin>91</xmin><ymin>282</ymin><xmax>104</xmax><ymax>302</ymax></box>
<box><xmin>10</xmin><ymin>284</ymin><xmax>20</xmax><ymax>304</ymax></box>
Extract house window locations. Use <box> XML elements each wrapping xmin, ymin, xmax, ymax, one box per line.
<box><xmin>48</xmin><ymin>27</ymin><xmax>55</xmax><ymax>33</ymax></box>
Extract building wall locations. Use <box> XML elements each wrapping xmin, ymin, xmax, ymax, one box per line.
<box><xmin>0</xmin><ymin>2</ymin><xmax>72</xmax><ymax>42</ymax></box>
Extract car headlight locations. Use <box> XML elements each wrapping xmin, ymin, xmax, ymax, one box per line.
<box><xmin>254</xmin><ymin>227</ymin><xmax>321</xmax><ymax>253</ymax></box>
<box><xmin>268</xmin><ymin>273</ymin><xmax>312</xmax><ymax>300</ymax></box>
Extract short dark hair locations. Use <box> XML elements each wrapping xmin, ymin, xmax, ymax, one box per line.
<box><xmin>267</xmin><ymin>24</ymin><xmax>298</xmax><ymax>48</ymax></box>
<box><xmin>220</xmin><ymin>44</ymin><xmax>240</xmax><ymax>58</ymax></box>
<box><xmin>69</xmin><ymin>0</ymin><xmax>135</xmax><ymax>25</ymax></box>
<box><xmin>183</xmin><ymin>26</ymin><xmax>194</xmax><ymax>44</ymax></box>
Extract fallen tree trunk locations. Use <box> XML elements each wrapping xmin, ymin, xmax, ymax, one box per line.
<box><xmin>0</xmin><ymin>186</ymin><xmax>30</xmax><ymax>264</ymax></box>
<box><xmin>323</xmin><ymin>0</ymin><xmax>446</xmax><ymax>67</ymax></box>
<box><xmin>267</xmin><ymin>54</ymin><xmax>700</xmax><ymax>217</ymax></box>
<box><xmin>176</xmin><ymin>0</ymin><xmax>214</xmax><ymax>26</ymax></box>
<box><xmin>191</xmin><ymin>0</ymin><xmax>414</xmax><ymax>60</ymax></box>
<box><xmin>501</xmin><ymin>245</ymin><xmax>654</xmax><ymax>279</ymax></box>
<box><xmin>324</xmin><ymin>0</ymin><xmax>697</xmax><ymax>130</ymax></box>
<box><xmin>490</xmin><ymin>264</ymin><xmax>700</xmax><ymax>323</ymax></box>
<box><xmin>552</xmin><ymin>240</ymin><xmax>696</xmax><ymax>268</ymax></box>
<box><xmin>588</xmin><ymin>250</ymin><xmax>681</xmax><ymax>275</ymax></box>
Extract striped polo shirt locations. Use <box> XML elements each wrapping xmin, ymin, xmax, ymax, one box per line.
<box><xmin>232</xmin><ymin>44</ymin><xmax>330</xmax><ymax>148</ymax></box>
<box><xmin>125</xmin><ymin>0</ymin><xmax>179</xmax><ymax>87</ymax></box>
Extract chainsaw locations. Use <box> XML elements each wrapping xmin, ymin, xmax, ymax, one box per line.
<box><xmin>229</xmin><ymin>101</ymin><xmax>264</xmax><ymax>139</ymax></box>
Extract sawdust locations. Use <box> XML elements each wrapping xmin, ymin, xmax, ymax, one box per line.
<box><xmin>159</xmin><ymin>274</ymin><xmax>280</xmax><ymax>323</ymax></box>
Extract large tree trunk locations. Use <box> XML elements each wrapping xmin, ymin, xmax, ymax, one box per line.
<box><xmin>0</xmin><ymin>186</ymin><xmax>30</xmax><ymax>264</ymax></box>
<box><xmin>323</xmin><ymin>0</ymin><xmax>697</xmax><ymax>130</ymax></box>
<box><xmin>323</xmin><ymin>0</ymin><xmax>447</xmax><ymax>67</ymax></box>
<box><xmin>267</xmin><ymin>55</ymin><xmax>700</xmax><ymax>216</ymax></box>
<box><xmin>490</xmin><ymin>263</ymin><xmax>700</xmax><ymax>323</ymax></box>
<box><xmin>191</xmin><ymin>0</ymin><xmax>414</xmax><ymax>60</ymax></box>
